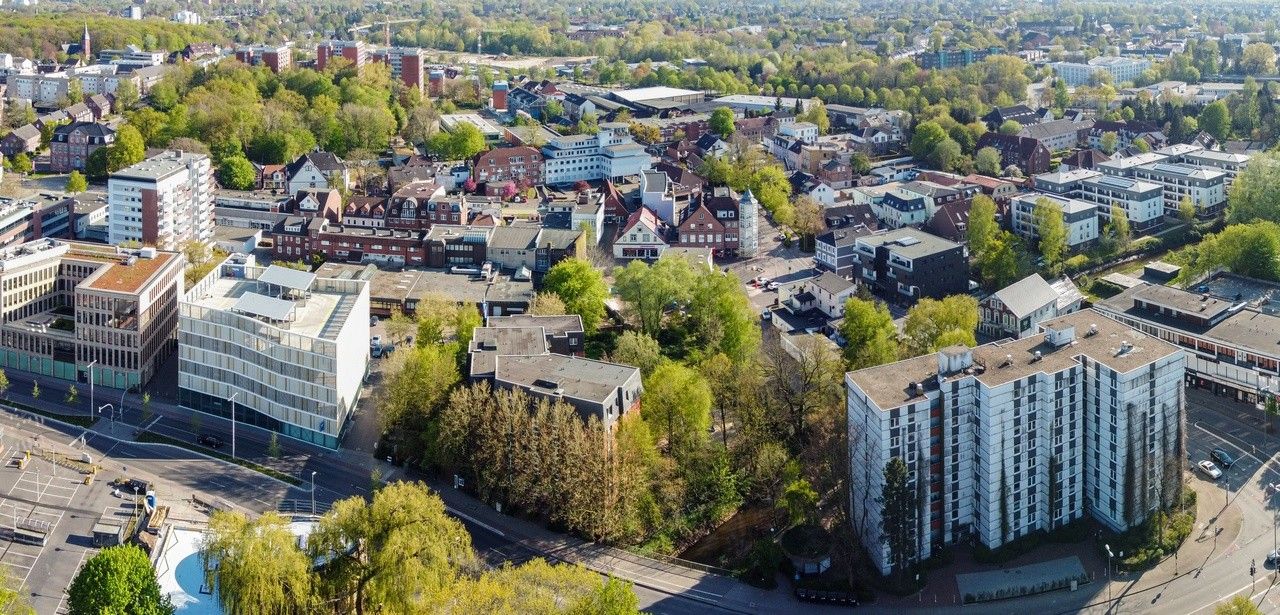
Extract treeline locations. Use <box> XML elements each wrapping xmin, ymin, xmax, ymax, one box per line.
<box><xmin>0</xmin><ymin>15</ymin><xmax>225</xmax><ymax>60</ymax></box>
<box><xmin>200</xmin><ymin>481</ymin><xmax>639</xmax><ymax>614</ymax></box>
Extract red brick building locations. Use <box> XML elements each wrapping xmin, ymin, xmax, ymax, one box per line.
<box><xmin>472</xmin><ymin>146</ymin><xmax>545</xmax><ymax>193</ymax></box>
<box><xmin>50</xmin><ymin>122</ymin><xmax>115</xmax><ymax>173</ymax></box>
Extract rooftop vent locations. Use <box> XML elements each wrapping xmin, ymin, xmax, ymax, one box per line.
<box><xmin>1087</xmin><ymin>323</ymin><xmax>1098</xmax><ymax>337</ymax></box>
<box><xmin>1032</xmin><ymin>350</ymin><xmax>1042</xmax><ymax>362</ymax></box>
<box><xmin>1002</xmin><ymin>353</ymin><xmax>1013</xmax><ymax>367</ymax></box>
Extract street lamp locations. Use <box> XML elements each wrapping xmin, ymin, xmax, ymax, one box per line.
<box><xmin>86</xmin><ymin>359</ymin><xmax>96</xmax><ymax>422</ymax></box>
<box><xmin>133</xmin><ymin>486</ymin><xmax>139</xmax><ymax>520</ymax></box>
<box><xmin>97</xmin><ymin>404</ymin><xmax>113</xmax><ymax>433</ymax></box>
<box><xmin>227</xmin><ymin>392</ymin><xmax>238</xmax><ymax>460</ymax></box>
<box><xmin>1105</xmin><ymin>544</ymin><xmax>1114</xmax><ymax>604</ymax></box>
<box><xmin>310</xmin><ymin>471</ymin><xmax>317</xmax><ymax>516</ymax></box>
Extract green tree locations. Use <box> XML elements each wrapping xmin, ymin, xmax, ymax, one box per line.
<box><xmin>68</xmin><ymin>545</ymin><xmax>172</xmax><ymax>615</ymax></box>
<box><xmin>126</xmin><ymin>108</ymin><xmax>170</xmax><ymax>146</ymax></box>
<box><xmin>1099</xmin><ymin>131</ymin><xmax>1119</xmax><ymax>155</ymax></box>
<box><xmin>777</xmin><ymin>478</ymin><xmax>818</xmax><ymax>527</ymax></box>
<box><xmin>1104</xmin><ymin>204</ymin><xmax>1131</xmax><ymax>254</ymax></box>
<box><xmin>544</xmin><ymin>99</ymin><xmax>564</xmax><ymax>120</ymax></box>
<box><xmin>1200</xmin><ymin>101</ymin><xmax>1232</xmax><ymax>142</ymax></box>
<box><xmin>1179</xmin><ymin>196</ymin><xmax>1198</xmax><ymax>222</ymax></box>
<box><xmin>541</xmin><ymin>258</ymin><xmax>608</xmax><ymax>331</ymax></box>
<box><xmin>880</xmin><ymin>457</ymin><xmax>918</xmax><ymax>578</ymax></box>
<box><xmin>1227</xmin><ymin>151</ymin><xmax>1280</xmax><ymax>224</ymax></box>
<box><xmin>998</xmin><ymin>119</ymin><xmax>1023</xmax><ymax>135</ymax></box>
<box><xmin>1215</xmin><ymin>595</ymin><xmax>1263</xmax><ymax>615</ymax></box>
<box><xmin>687</xmin><ymin>269</ymin><xmax>760</xmax><ymax>363</ymax></box>
<box><xmin>839</xmin><ymin>297</ymin><xmax>899</xmax><ymax>369</ymax></box>
<box><xmin>902</xmin><ymin>296</ymin><xmax>980</xmax><ymax>356</ymax></box>
<box><xmin>0</xmin><ymin>369</ymin><xmax>9</xmax><ymax>399</ymax></box>
<box><xmin>930</xmin><ymin>137</ymin><xmax>963</xmax><ymax>171</ymax></box>
<box><xmin>709</xmin><ymin>106</ymin><xmax>736</xmax><ymax>138</ymax></box>
<box><xmin>1033</xmin><ymin>198</ymin><xmax>1068</xmax><ymax>271</ymax></box>
<box><xmin>528</xmin><ymin>292</ymin><xmax>567</xmax><ymax>315</ymax></box>
<box><xmin>141</xmin><ymin>391</ymin><xmax>153</xmax><ymax>424</ymax></box>
<box><xmin>797</xmin><ymin>99</ymin><xmax>830</xmax><ymax>134</ymax></box>
<box><xmin>30</xmin><ymin>380</ymin><xmax>38</xmax><ymax>400</ymax></box>
<box><xmin>267</xmin><ymin>432</ymin><xmax>281</xmax><ymax>458</ymax></box>
<box><xmin>979</xmin><ymin>232</ymin><xmax>1021</xmax><ymax>289</ymax></box>
<box><xmin>114</xmin><ymin>79</ymin><xmax>140</xmax><ymax>111</ymax></box>
<box><xmin>216</xmin><ymin>156</ymin><xmax>256</xmax><ymax>190</ymax></box>
<box><xmin>106</xmin><ymin>125</ymin><xmax>146</xmax><ymax>173</ymax></box>
<box><xmin>1053</xmin><ymin>78</ymin><xmax>1070</xmax><ymax>109</ymax></box>
<box><xmin>612</xmin><ymin>255</ymin><xmax>695</xmax><ymax>338</ymax></box>
<box><xmin>974</xmin><ymin>146</ymin><xmax>1002</xmax><ymax>176</ymax></box>
<box><xmin>383</xmin><ymin>309</ymin><xmax>417</xmax><ymax>345</ymax></box>
<box><xmin>611</xmin><ymin>331</ymin><xmax>664</xmax><ymax>377</ymax></box>
<box><xmin>65</xmin><ymin>384</ymin><xmax>79</xmax><ymax>406</ymax></box>
<box><xmin>65</xmin><ymin>171</ymin><xmax>88</xmax><ymax>194</ymax></box>
<box><xmin>641</xmin><ymin>362</ymin><xmax>712</xmax><ymax>460</ymax></box>
<box><xmin>968</xmin><ymin>195</ymin><xmax>999</xmax><ymax>257</ymax></box>
<box><xmin>10</xmin><ymin>153</ymin><xmax>31</xmax><ymax>174</ymax></box>
<box><xmin>203</xmin><ymin>511</ymin><xmax>313</xmax><ymax>615</ymax></box>
<box><xmin>1241</xmin><ymin>42</ymin><xmax>1278</xmax><ymax>75</ymax></box>
<box><xmin>909</xmin><ymin>121</ymin><xmax>947</xmax><ymax>159</ymax></box>
<box><xmin>432</xmin><ymin>559</ymin><xmax>639</xmax><ymax>613</ymax></box>
<box><xmin>310</xmin><ymin>481</ymin><xmax>474</xmax><ymax>614</ymax></box>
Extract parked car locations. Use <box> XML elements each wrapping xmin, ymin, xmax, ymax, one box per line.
<box><xmin>370</xmin><ymin>336</ymin><xmax>382</xmax><ymax>349</ymax></box>
<box><xmin>1211</xmin><ymin>447</ymin><xmax>1236</xmax><ymax>469</ymax></box>
<box><xmin>766</xmin><ymin>281</ymin><xmax>780</xmax><ymax>291</ymax></box>
<box><xmin>1197</xmin><ymin>460</ymin><xmax>1222</xmax><ymax>480</ymax></box>
<box><xmin>1268</xmin><ymin>549</ymin><xmax>1280</xmax><ymax>565</ymax></box>
<box><xmin>197</xmin><ymin>434</ymin><xmax>224</xmax><ymax>449</ymax></box>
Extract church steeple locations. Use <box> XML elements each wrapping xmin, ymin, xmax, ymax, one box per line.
<box><xmin>81</xmin><ymin>21</ymin><xmax>91</xmax><ymax>62</ymax></box>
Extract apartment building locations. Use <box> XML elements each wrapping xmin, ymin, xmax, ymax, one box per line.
<box><xmin>471</xmin><ymin>146</ymin><xmax>545</xmax><ymax>188</ymax></box>
<box><xmin>316</xmin><ymin>40</ymin><xmax>368</xmax><ymax>72</ymax></box>
<box><xmin>1097</xmin><ymin>280</ymin><xmax>1280</xmax><ymax>405</ymax></box>
<box><xmin>541</xmin><ymin>123</ymin><xmax>652</xmax><ymax>185</ymax></box>
<box><xmin>235</xmin><ymin>44</ymin><xmax>292</xmax><ymax>73</ymax></box>
<box><xmin>1052</xmin><ymin>56</ymin><xmax>1151</xmax><ymax>86</ymax></box>
<box><xmin>847</xmin><ymin>310</ymin><xmax>1185</xmax><ymax>575</ymax></box>
<box><xmin>492</xmin><ymin>354</ymin><xmax>642</xmax><ymax>427</ymax></box>
<box><xmin>1129</xmin><ymin>162</ymin><xmax>1227</xmax><ymax>217</ymax></box>
<box><xmin>0</xmin><ymin>239</ymin><xmax>183</xmax><ymax>390</ymax></box>
<box><xmin>1181</xmin><ymin>149</ymin><xmax>1250</xmax><ymax>188</ymax></box>
<box><xmin>1078</xmin><ymin>175</ymin><xmax>1165</xmax><ymax>232</ymax></box>
<box><xmin>851</xmin><ymin>228</ymin><xmax>968</xmax><ymax>303</ymax></box>
<box><xmin>370</xmin><ymin>47</ymin><xmax>425</xmax><ymax>92</ymax></box>
<box><xmin>108</xmin><ymin>151</ymin><xmax>214</xmax><ymax>251</ymax></box>
<box><xmin>1011</xmin><ymin>194</ymin><xmax>1099</xmax><ymax>250</ymax></box>
<box><xmin>179</xmin><ymin>264</ymin><xmax>370</xmax><ymax>449</ymax></box>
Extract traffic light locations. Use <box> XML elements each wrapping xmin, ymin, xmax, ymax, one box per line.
<box><xmin>1252</xmin><ymin>560</ymin><xmax>1257</xmax><ymax>577</ymax></box>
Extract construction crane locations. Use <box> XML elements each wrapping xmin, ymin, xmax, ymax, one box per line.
<box><xmin>347</xmin><ymin>17</ymin><xmax>419</xmax><ymax>46</ymax></box>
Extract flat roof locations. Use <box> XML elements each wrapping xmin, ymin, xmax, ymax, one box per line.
<box><xmin>75</xmin><ymin>249</ymin><xmax>179</xmax><ymax>295</ymax></box>
<box><xmin>849</xmin><ymin>309</ymin><xmax>1181</xmax><ymax>409</ymax></box>
<box><xmin>190</xmin><ymin>276</ymin><xmax>348</xmax><ymax>340</ymax></box>
<box><xmin>1099</xmin><ymin>281</ymin><xmax>1280</xmax><ymax>359</ymax></box>
<box><xmin>469</xmin><ymin>326</ymin><xmax>549</xmax><ymax>377</ymax></box>
<box><xmin>611</xmin><ymin>86</ymin><xmax>701</xmax><ymax>103</ymax></box>
<box><xmin>855</xmin><ymin>228</ymin><xmax>960</xmax><ymax>259</ymax></box>
<box><xmin>487</xmin><ymin>314</ymin><xmax>584</xmax><ymax>336</ymax></box>
<box><xmin>111</xmin><ymin>151</ymin><xmax>205</xmax><ymax>182</ymax></box>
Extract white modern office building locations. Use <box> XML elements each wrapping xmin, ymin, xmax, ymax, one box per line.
<box><xmin>541</xmin><ymin>123</ymin><xmax>652</xmax><ymax>185</ymax></box>
<box><xmin>1078</xmin><ymin>175</ymin><xmax>1165</xmax><ymax>232</ymax></box>
<box><xmin>1130</xmin><ymin>162</ymin><xmax>1227</xmax><ymax>217</ymax></box>
<box><xmin>847</xmin><ymin>310</ymin><xmax>1186</xmax><ymax>575</ymax></box>
<box><xmin>1052</xmin><ymin>57</ymin><xmax>1151</xmax><ymax>86</ymax></box>
<box><xmin>178</xmin><ymin>264</ymin><xmax>370</xmax><ymax>449</ymax></box>
<box><xmin>108</xmin><ymin>151</ymin><xmax>214</xmax><ymax>251</ymax></box>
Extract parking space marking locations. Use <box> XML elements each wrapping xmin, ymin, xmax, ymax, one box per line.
<box><xmin>0</xmin><ymin>465</ymin><xmax>83</xmax><ymax>593</ymax></box>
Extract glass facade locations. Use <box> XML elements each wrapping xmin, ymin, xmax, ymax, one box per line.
<box><xmin>179</xmin><ymin>387</ymin><xmax>340</xmax><ymax>449</ymax></box>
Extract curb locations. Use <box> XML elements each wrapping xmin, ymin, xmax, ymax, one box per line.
<box><xmin>0</xmin><ymin>404</ymin><xmax>299</xmax><ymax>491</ymax></box>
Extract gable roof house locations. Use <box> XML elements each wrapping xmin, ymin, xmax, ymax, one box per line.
<box><xmin>976</xmin><ymin>132</ymin><xmax>1051</xmax><ymax>175</ymax></box>
<box><xmin>613</xmin><ymin>207</ymin><xmax>669</xmax><ymax>260</ymax></box>
<box><xmin>0</xmin><ymin>124</ymin><xmax>41</xmax><ymax>157</ymax></box>
<box><xmin>979</xmin><ymin>273</ymin><xmax>1084</xmax><ymax>339</ymax></box>
<box><xmin>982</xmin><ymin>104</ymin><xmax>1041</xmax><ymax>130</ymax></box>
<box><xmin>286</xmin><ymin>151</ymin><xmax>350</xmax><ymax>195</ymax></box>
